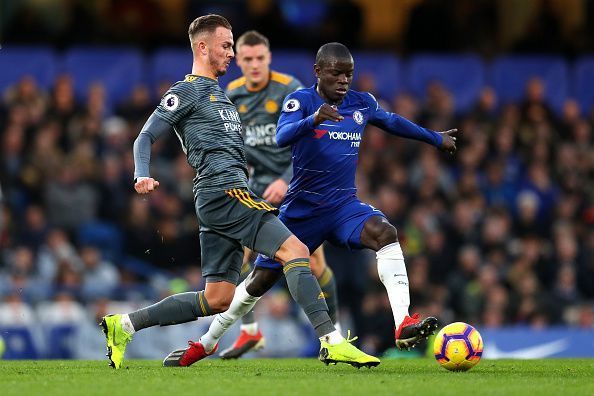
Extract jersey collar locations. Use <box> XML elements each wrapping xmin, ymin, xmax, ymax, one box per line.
<box><xmin>245</xmin><ymin>72</ymin><xmax>272</xmax><ymax>93</ymax></box>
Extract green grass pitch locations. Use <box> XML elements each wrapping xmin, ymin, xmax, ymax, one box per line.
<box><xmin>1</xmin><ymin>359</ymin><xmax>592</xmax><ymax>396</ymax></box>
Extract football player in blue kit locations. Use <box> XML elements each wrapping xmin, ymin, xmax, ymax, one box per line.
<box><xmin>219</xmin><ymin>31</ymin><xmax>343</xmax><ymax>359</ymax></box>
<box><xmin>180</xmin><ymin>42</ymin><xmax>458</xmax><ymax>362</ymax></box>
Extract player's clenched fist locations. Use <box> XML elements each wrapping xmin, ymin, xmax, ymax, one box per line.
<box><xmin>313</xmin><ymin>103</ymin><xmax>344</xmax><ymax>125</ymax></box>
<box><xmin>263</xmin><ymin>178</ymin><xmax>289</xmax><ymax>206</ymax></box>
<box><xmin>134</xmin><ymin>177</ymin><xmax>160</xmax><ymax>194</ymax></box>
<box><xmin>437</xmin><ymin>129</ymin><xmax>458</xmax><ymax>154</ymax></box>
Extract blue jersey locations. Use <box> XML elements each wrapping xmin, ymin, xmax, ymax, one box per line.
<box><xmin>275</xmin><ymin>85</ymin><xmax>443</xmax><ymax>218</ymax></box>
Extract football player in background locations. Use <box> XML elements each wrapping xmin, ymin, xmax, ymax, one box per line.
<box><xmin>218</xmin><ymin>30</ymin><xmax>342</xmax><ymax>359</ymax></box>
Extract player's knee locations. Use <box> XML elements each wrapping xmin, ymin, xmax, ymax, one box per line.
<box><xmin>276</xmin><ymin>235</ymin><xmax>310</xmax><ymax>264</ymax></box>
<box><xmin>204</xmin><ymin>281</ymin><xmax>237</xmax><ymax>313</ymax></box>
<box><xmin>207</xmin><ymin>294</ymin><xmax>233</xmax><ymax>313</ymax></box>
<box><xmin>291</xmin><ymin>237</ymin><xmax>310</xmax><ymax>258</ymax></box>
<box><xmin>376</xmin><ymin>224</ymin><xmax>398</xmax><ymax>250</ymax></box>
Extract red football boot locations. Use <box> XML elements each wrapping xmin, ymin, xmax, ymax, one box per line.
<box><xmin>395</xmin><ymin>313</ymin><xmax>438</xmax><ymax>350</ymax></box>
<box><xmin>219</xmin><ymin>329</ymin><xmax>265</xmax><ymax>359</ymax></box>
<box><xmin>162</xmin><ymin>341</ymin><xmax>218</xmax><ymax>367</ymax></box>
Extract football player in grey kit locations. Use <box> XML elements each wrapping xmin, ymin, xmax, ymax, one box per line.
<box><xmin>100</xmin><ymin>14</ymin><xmax>378</xmax><ymax>370</ymax></box>
<box><xmin>218</xmin><ymin>30</ymin><xmax>343</xmax><ymax>359</ymax></box>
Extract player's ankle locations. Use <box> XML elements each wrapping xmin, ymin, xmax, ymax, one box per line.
<box><xmin>240</xmin><ymin>322</ymin><xmax>259</xmax><ymax>335</ymax></box>
<box><xmin>199</xmin><ymin>334</ymin><xmax>218</xmax><ymax>353</ymax></box>
<box><xmin>121</xmin><ymin>314</ymin><xmax>136</xmax><ymax>335</ymax></box>
<box><xmin>319</xmin><ymin>329</ymin><xmax>344</xmax><ymax>345</ymax></box>
<box><xmin>334</xmin><ymin>322</ymin><xmax>343</xmax><ymax>336</ymax></box>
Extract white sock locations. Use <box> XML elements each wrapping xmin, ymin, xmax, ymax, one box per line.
<box><xmin>376</xmin><ymin>242</ymin><xmax>410</xmax><ymax>328</ymax></box>
<box><xmin>240</xmin><ymin>322</ymin><xmax>259</xmax><ymax>336</ymax></box>
<box><xmin>199</xmin><ymin>281</ymin><xmax>260</xmax><ymax>353</ymax></box>
<box><xmin>120</xmin><ymin>314</ymin><xmax>135</xmax><ymax>335</ymax></box>
<box><xmin>334</xmin><ymin>322</ymin><xmax>342</xmax><ymax>336</ymax></box>
<box><xmin>319</xmin><ymin>329</ymin><xmax>344</xmax><ymax>345</ymax></box>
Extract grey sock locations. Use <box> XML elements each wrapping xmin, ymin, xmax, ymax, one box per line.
<box><xmin>129</xmin><ymin>291</ymin><xmax>210</xmax><ymax>331</ymax></box>
<box><xmin>317</xmin><ymin>267</ymin><xmax>339</xmax><ymax>324</ymax></box>
<box><xmin>283</xmin><ymin>258</ymin><xmax>335</xmax><ymax>337</ymax></box>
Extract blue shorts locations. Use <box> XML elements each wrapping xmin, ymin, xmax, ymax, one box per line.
<box><xmin>255</xmin><ymin>197</ymin><xmax>386</xmax><ymax>270</ymax></box>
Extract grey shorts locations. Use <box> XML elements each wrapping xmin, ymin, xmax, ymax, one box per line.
<box><xmin>195</xmin><ymin>188</ymin><xmax>292</xmax><ymax>284</ymax></box>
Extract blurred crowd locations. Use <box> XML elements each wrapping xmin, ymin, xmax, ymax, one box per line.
<box><xmin>351</xmin><ymin>76</ymin><xmax>594</xmax><ymax>353</ymax></box>
<box><xmin>0</xmin><ymin>59</ymin><xmax>593</xmax><ymax>357</ymax></box>
<box><xmin>4</xmin><ymin>0</ymin><xmax>594</xmax><ymax>56</ymax></box>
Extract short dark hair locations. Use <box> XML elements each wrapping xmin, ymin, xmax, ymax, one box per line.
<box><xmin>236</xmin><ymin>30</ymin><xmax>269</xmax><ymax>49</ymax></box>
<box><xmin>188</xmin><ymin>14</ymin><xmax>232</xmax><ymax>40</ymax></box>
<box><xmin>315</xmin><ymin>42</ymin><xmax>352</xmax><ymax>67</ymax></box>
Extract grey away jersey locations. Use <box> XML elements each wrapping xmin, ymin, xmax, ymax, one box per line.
<box><xmin>226</xmin><ymin>71</ymin><xmax>302</xmax><ymax>195</ymax></box>
<box><xmin>155</xmin><ymin>75</ymin><xmax>248</xmax><ymax>194</ymax></box>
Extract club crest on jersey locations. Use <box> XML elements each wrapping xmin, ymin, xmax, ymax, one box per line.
<box><xmin>209</xmin><ymin>94</ymin><xmax>217</xmax><ymax>102</ymax></box>
<box><xmin>265</xmin><ymin>99</ymin><xmax>278</xmax><ymax>113</ymax></box>
<box><xmin>283</xmin><ymin>98</ymin><xmax>300</xmax><ymax>112</ymax></box>
<box><xmin>353</xmin><ymin>110</ymin><xmax>364</xmax><ymax>125</ymax></box>
<box><xmin>162</xmin><ymin>94</ymin><xmax>179</xmax><ymax>111</ymax></box>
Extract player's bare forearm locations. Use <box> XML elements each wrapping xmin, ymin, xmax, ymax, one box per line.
<box><xmin>263</xmin><ymin>178</ymin><xmax>288</xmax><ymax>205</ymax></box>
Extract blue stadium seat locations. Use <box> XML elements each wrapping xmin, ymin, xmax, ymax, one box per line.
<box><xmin>0</xmin><ymin>46</ymin><xmax>57</xmax><ymax>95</ymax></box>
<box><xmin>574</xmin><ymin>56</ymin><xmax>594</xmax><ymax>115</ymax></box>
<box><xmin>150</xmin><ymin>48</ymin><xmax>242</xmax><ymax>94</ymax></box>
<box><xmin>45</xmin><ymin>324</ymin><xmax>77</xmax><ymax>359</ymax></box>
<box><xmin>218</xmin><ymin>63</ymin><xmax>242</xmax><ymax>89</ymax></box>
<box><xmin>353</xmin><ymin>52</ymin><xmax>401</xmax><ymax>102</ymax></box>
<box><xmin>405</xmin><ymin>54</ymin><xmax>485</xmax><ymax>113</ymax></box>
<box><xmin>63</xmin><ymin>47</ymin><xmax>144</xmax><ymax>106</ymax></box>
<box><xmin>270</xmin><ymin>50</ymin><xmax>316</xmax><ymax>87</ymax></box>
<box><xmin>77</xmin><ymin>221</ymin><xmax>123</xmax><ymax>262</ymax></box>
<box><xmin>264</xmin><ymin>51</ymin><xmax>399</xmax><ymax>101</ymax></box>
<box><xmin>489</xmin><ymin>56</ymin><xmax>569</xmax><ymax>114</ymax></box>
<box><xmin>0</xmin><ymin>326</ymin><xmax>39</xmax><ymax>359</ymax></box>
<box><xmin>120</xmin><ymin>256</ymin><xmax>169</xmax><ymax>279</ymax></box>
<box><xmin>150</xmin><ymin>48</ymin><xmax>194</xmax><ymax>87</ymax></box>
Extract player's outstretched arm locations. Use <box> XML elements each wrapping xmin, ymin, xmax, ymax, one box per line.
<box><xmin>366</xmin><ymin>93</ymin><xmax>457</xmax><ymax>152</ymax></box>
<box><xmin>132</xmin><ymin>113</ymin><xmax>171</xmax><ymax>194</ymax></box>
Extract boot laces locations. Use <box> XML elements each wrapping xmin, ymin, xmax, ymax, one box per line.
<box><xmin>345</xmin><ymin>330</ymin><xmax>358</xmax><ymax>344</ymax></box>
